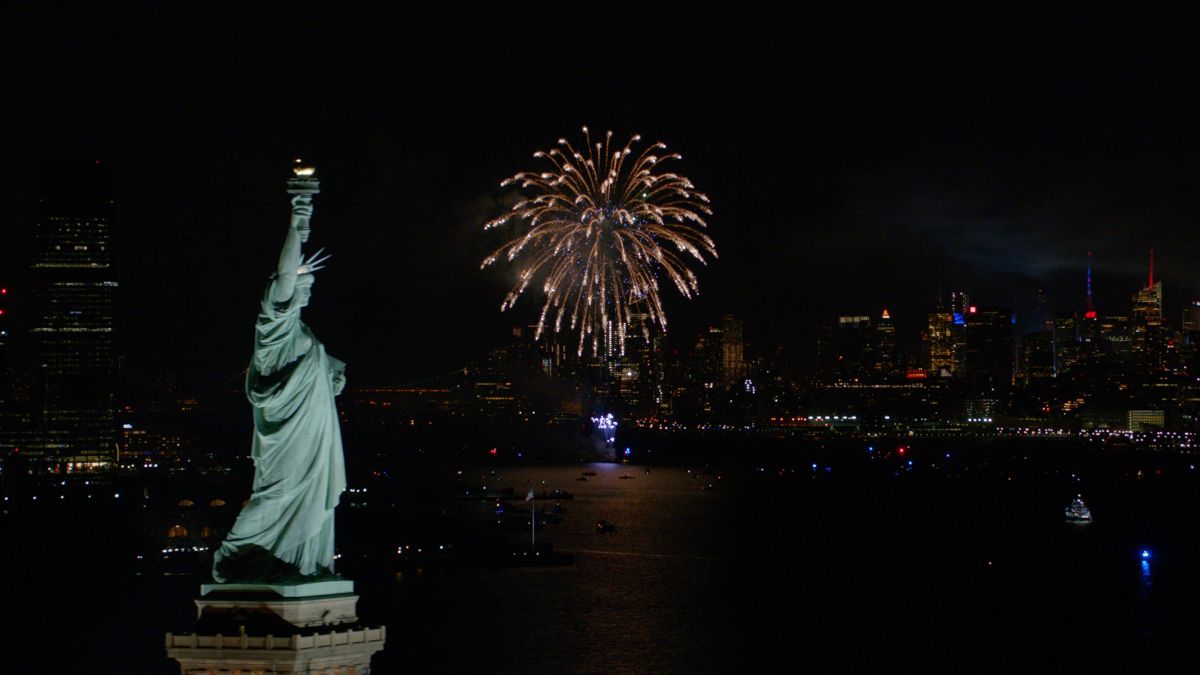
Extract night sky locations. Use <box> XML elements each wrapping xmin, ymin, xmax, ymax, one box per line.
<box><xmin>3</xmin><ymin>8</ymin><xmax>1199</xmax><ymax>389</ymax></box>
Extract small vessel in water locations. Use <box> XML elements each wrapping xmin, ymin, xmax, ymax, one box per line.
<box><xmin>1064</xmin><ymin>495</ymin><xmax>1093</xmax><ymax>524</ymax></box>
<box><xmin>596</xmin><ymin>519</ymin><xmax>616</xmax><ymax>533</ymax></box>
<box><xmin>508</xmin><ymin>542</ymin><xmax>574</xmax><ymax>567</ymax></box>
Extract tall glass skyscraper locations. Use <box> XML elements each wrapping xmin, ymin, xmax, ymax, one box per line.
<box><xmin>0</xmin><ymin>284</ymin><xmax>9</xmax><ymax>383</ymax></box>
<box><xmin>30</xmin><ymin>163</ymin><xmax>118</xmax><ymax>472</ymax></box>
<box><xmin>964</xmin><ymin>306</ymin><xmax>1014</xmax><ymax>387</ymax></box>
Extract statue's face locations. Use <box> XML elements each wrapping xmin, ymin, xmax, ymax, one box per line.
<box><xmin>297</xmin><ymin>278</ymin><xmax>314</xmax><ymax>306</ymax></box>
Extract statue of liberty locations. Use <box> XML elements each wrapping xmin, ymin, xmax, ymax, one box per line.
<box><xmin>213</xmin><ymin>164</ymin><xmax>347</xmax><ymax>583</ymax></box>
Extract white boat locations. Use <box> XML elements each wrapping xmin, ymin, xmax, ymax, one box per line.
<box><xmin>1064</xmin><ymin>495</ymin><xmax>1093</xmax><ymax>524</ymax></box>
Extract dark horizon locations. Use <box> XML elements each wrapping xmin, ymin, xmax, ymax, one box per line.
<box><xmin>3</xmin><ymin>8</ymin><xmax>1200</xmax><ymax>389</ymax></box>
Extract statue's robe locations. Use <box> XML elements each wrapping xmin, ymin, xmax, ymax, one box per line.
<box><xmin>213</xmin><ymin>281</ymin><xmax>346</xmax><ymax>582</ymax></box>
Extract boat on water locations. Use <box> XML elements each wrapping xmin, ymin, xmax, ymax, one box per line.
<box><xmin>581</xmin><ymin>470</ymin><xmax>597</xmax><ymax>477</ymax></box>
<box><xmin>507</xmin><ymin>542</ymin><xmax>574</xmax><ymax>567</ymax></box>
<box><xmin>596</xmin><ymin>519</ymin><xmax>616</xmax><ymax>533</ymax></box>
<box><xmin>1064</xmin><ymin>495</ymin><xmax>1093</xmax><ymax>524</ymax></box>
<box><xmin>618</xmin><ymin>474</ymin><xmax>635</xmax><ymax>480</ymax></box>
<box><xmin>136</xmin><ymin>538</ymin><xmax>212</xmax><ymax>576</ymax></box>
<box><xmin>394</xmin><ymin>541</ymin><xmax>463</xmax><ymax>571</ymax></box>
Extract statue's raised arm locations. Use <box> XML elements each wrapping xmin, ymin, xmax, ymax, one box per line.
<box><xmin>269</xmin><ymin>196</ymin><xmax>310</xmax><ymax>304</ymax></box>
<box><xmin>270</xmin><ymin>164</ymin><xmax>322</xmax><ymax>304</ymax></box>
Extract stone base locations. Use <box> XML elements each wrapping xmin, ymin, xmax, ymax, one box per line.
<box><xmin>167</xmin><ymin>582</ymin><xmax>385</xmax><ymax>674</ymax></box>
<box><xmin>197</xmin><ymin>581</ymin><xmax>359</xmax><ymax>628</ymax></box>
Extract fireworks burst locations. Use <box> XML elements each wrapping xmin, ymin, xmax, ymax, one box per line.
<box><xmin>481</xmin><ymin>126</ymin><xmax>717</xmax><ymax>356</ymax></box>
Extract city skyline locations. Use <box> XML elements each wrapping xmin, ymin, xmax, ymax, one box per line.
<box><xmin>1</xmin><ymin>202</ymin><xmax>1189</xmax><ymax>391</ymax></box>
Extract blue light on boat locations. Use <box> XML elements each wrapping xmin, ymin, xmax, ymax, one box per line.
<box><xmin>624</xmin><ymin>447</ymin><xmax>631</xmax><ymax>456</ymax></box>
<box><xmin>1141</xmin><ymin>550</ymin><xmax>1151</xmax><ymax>560</ymax></box>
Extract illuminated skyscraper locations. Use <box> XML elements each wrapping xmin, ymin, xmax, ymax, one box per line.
<box><xmin>874</xmin><ymin>309</ymin><xmax>897</xmax><ymax>377</ymax></box>
<box><xmin>950</xmin><ymin>291</ymin><xmax>971</xmax><ymax>318</ymax></box>
<box><xmin>949</xmin><ymin>291</ymin><xmax>970</xmax><ymax>374</ymax></box>
<box><xmin>720</xmin><ymin>314</ymin><xmax>744</xmax><ymax>387</ymax></box>
<box><xmin>1184</xmin><ymin>302</ymin><xmax>1200</xmax><ymax>361</ymax></box>
<box><xmin>1099</xmin><ymin>314</ymin><xmax>1132</xmax><ymax>356</ymax></box>
<box><xmin>0</xmin><ymin>285</ymin><xmax>8</xmax><ymax>384</ymax></box>
<box><xmin>927</xmin><ymin>294</ymin><xmax>954</xmax><ymax>377</ymax></box>
<box><xmin>1080</xmin><ymin>252</ymin><xmax>1099</xmax><ymax>345</ymax></box>
<box><xmin>1183</xmin><ymin>301</ymin><xmax>1200</xmax><ymax>335</ymax></box>
<box><xmin>1131</xmin><ymin>248</ymin><xmax>1164</xmax><ymax>366</ymax></box>
<box><xmin>1052</xmin><ymin>312</ymin><xmax>1078</xmax><ymax>373</ymax></box>
<box><xmin>30</xmin><ymin>163</ymin><xmax>118</xmax><ymax>471</ymax></box>
<box><xmin>614</xmin><ymin>308</ymin><xmax>660</xmax><ymax>415</ymax></box>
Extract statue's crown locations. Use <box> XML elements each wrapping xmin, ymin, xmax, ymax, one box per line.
<box><xmin>272</xmin><ymin>248</ymin><xmax>330</xmax><ymax>280</ymax></box>
<box><xmin>298</xmin><ymin>248</ymin><xmax>331</xmax><ymax>276</ymax></box>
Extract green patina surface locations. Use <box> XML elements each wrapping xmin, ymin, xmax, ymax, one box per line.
<box><xmin>200</xmin><ymin>579</ymin><xmax>355</xmax><ymax>598</ymax></box>
<box><xmin>212</xmin><ymin>168</ymin><xmax>348</xmax><ymax>584</ymax></box>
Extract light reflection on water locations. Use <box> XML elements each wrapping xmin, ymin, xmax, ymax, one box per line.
<box><xmin>357</xmin><ymin>461</ymin><xmax>1200</xmax><ymax>673</ymax></box>
<box><xmin>365</xmin><ymin>462</ymin><xmax>739</xmax><ymax>673</ymax></box>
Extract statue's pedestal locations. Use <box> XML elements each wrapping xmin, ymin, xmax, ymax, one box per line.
<box><xmin>166</xmin><ymin>581</ymin><xmax>386</xmax><ymax>675</ymax></box>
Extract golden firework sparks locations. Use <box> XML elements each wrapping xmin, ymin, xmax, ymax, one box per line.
<box><xmin>482</xmin><ymin>126</ymin><xmax>717</xmax><ymax>356</ymax></box>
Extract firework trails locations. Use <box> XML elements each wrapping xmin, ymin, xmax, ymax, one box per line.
<box><xmin>482</xmin><ymin>127</ymin><xmax>717</xmax><ymax>356</ymax></box>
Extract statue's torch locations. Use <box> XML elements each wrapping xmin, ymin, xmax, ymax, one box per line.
<box><xmin>287</xmin><ymin>160</ymin><xmax>320</xmax><ymax>243</ymax></box>
<box><xmin>288</xmin><ymin>159</ymin><xmax>320</xmax><ymax>195</ymax></box>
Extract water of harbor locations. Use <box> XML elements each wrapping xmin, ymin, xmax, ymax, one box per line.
<box><xmin>356</xmin><ymin>461</ymin><xmax>1200</xmax><ymax>673</ymax></box>
<box><xmin>7</xmin><ymin>450</ymin><xmax>1200</xmax><ymax>672</ymax></box>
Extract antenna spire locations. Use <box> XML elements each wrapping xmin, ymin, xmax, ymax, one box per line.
<box><xmin>1086</xmin><ymin>251</ymin><xmax>1094</xmax><ymax>308</ymax></box>
<box><xmin>1148</xmin><ymin>246</ymin><xmax>1155</xmax><ymax>287</ymax></box>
